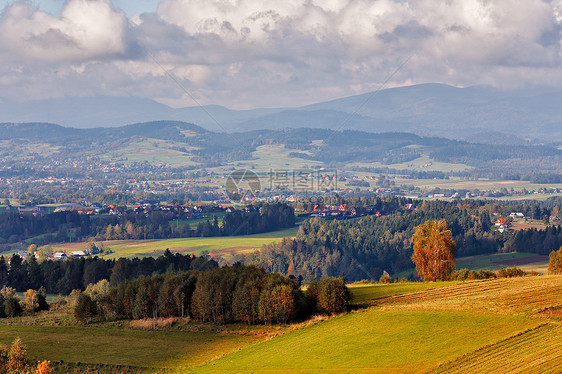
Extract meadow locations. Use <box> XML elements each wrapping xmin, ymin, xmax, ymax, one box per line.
<box><xmin>195</xmin><ymin>275</ymin><xmax>562</xmax><ymax>373</ymax></box>
<box><xmin>0</xmin><ymin>275</ymin><xmax>560</xmax><ymax>373</ymax></box>
<box><xmin>53</xmin><ymin>227</ymin><xmax>298</xmax><ymax>260</ymax></box>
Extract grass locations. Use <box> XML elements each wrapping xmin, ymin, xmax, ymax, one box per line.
<box><xmin>195</xmin><ymin>276</ymin><xmax>562</xmax><ymax>373</ymax></box>
<box><xmin>1</xmin><ymin>276</ymin><xmax>561</xmax><ymax>372</ymax></box>
<box><xmin>100</xmin><ymin>138</ymin><xmax>198</xmax><ymax>168</ymax></box>
<box><xmin>0</xmin><ymin>325</ymin><xmax>264</xmax><ymax>370</ymax></box>
<box><xmin>350</xmin><ymin>153</ymin><xmax>473</xmax><ymax>173</ymax></box>
<box><xmin>397</xmin><ymin>176</ymin><xmax>562</xmax><ymax>193</ymax></box>
<box><xmin>455</xmin><ymin>252</ymin><xmax>549</xmax><ymax>272</ymax></box>
<box><xmin>429</xmin><ymin>323</ymin><xmax>562</xmax><ymax>374</ymax></box>
<box><xmin>349</xmin><ymin>281</ymin><xmax>458</xmax><ymax>304</ymax></box>
<box><xmin>53</xmin><ymin>227</ymin><xmax>298</xmax><ymax>260</ymax></box>
<box><xmin>195</xmin><ymin>310</ymin><xmax>538</xmax><ymax>373</ymax></box>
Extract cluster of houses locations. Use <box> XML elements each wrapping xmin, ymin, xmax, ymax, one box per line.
<box><xmin>7</xmin><ymin>249</ymin><xmax>87</xmax><ymax>264</ymax></box>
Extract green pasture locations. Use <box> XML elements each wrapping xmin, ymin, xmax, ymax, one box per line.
<box><xmin>399</xmin><ymin>177</ymin><xmax>562</xmax><ymax>193</ymax></box>
<box><xmin>195</xmin><ymin>310</ymin><xmax>538</xmax><ymax>373</ymax></box>
<box><xmin>455</xmin><ymin>252</ymin><xmax>550</xmax><ymax>273</ymax></box>
<box><xmin>350</xmin><ymin>153</ymin><xmax>473</xmax><ymax>173</ymax></box>
<box><xmin>100</xmin><ymin>138</ymin><xmax>198</xmax><ymax>168</ymax></box>
<box><xmin>210</xmin><ymin>144</ymin><xmax>323</xmax><ymax>175</ymax></box>
<box><xmin>54</xmin><ymin>227</ymin><xmax>298</xmax><ymax>260</ymax></box>
<box><xmin>0</xmin><ymin>325</ymin><xmax>262</xmax><ymax>370</ymax></box>
<box><xmin>349</xmin><ymin>281</ymin><xmax>458</xmax><ymax>304</ymax></box>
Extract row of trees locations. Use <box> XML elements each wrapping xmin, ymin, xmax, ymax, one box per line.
<box><xmin>1</xmin><ymin>250</ymin><xmax>218</xmax><ymax>295</ymax></box>
<box><xmin>75</xmin><ymin>266</ymin><xmax>351</xmax><ymax>325</ymax></box>
<box><xmin>0</xmin><ymin>203</ymin><xmax>295</xmax><ymax>244</ymax></box>
<box><xmin>0</xmin><ymin>287</ymin><xmax>49</xmax><ymax>319</ymax></box>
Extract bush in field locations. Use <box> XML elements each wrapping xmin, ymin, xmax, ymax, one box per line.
<box><xmin>379</xmin><ymin>274</ymin><xmax>392</xmax><ymax>284</ymax></box>
<box><xmin>498</xmin><ymin>266</ymin><xmax>527</xmax><ymax>278</ymax></box>
<box><xmin>34</xmin><ymin>360</ymin><xmax>54</xmax><ymax>374</ymax></box>
<box><xmin>8</xmin><ymin>338</ymin><xmax>27</xmax><ymax>372</ymax></box>
<box><xmin>307</xmin><ymin>277</ymin><xmax>351</xmax><ymax>315</ymax></box>
<box><xmin>452</xmin><ymin>269</ymin><xmax>497</xmax><ymax>281</ymax></box>
<box><xmin>74</xmin><ymin>293</ymin><xmax>97</xmax><ymax>324</ymax></box>
<box><xmin>1</xmin><ymin>287</ymin><xmax>22</xmax><ymax>318</ymax></box>
<box><xmin>548</xmin><ymin>247</ymin><xmax>562</xmax><ymax>274</ymax></box>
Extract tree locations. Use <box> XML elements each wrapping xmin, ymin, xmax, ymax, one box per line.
<box><xmin>8</xmin><ymin>338</ymin><xmax>27</xmax><ymax>372</ymax></box>
<box><xmin>315</xmin><ymin>277</ymin><xmax>351</xmax><ymax>314</ymax></box>
<box><xmin>2</xmin><ymin>287</ymin><xmax>22</xmax><ymax>317</ymax></box>
<box><xmin>74</xmin><ymin>293</ymin><xmax>97</xmax><ymax>324</ymax></box>
<box><xmin>411</xmin><ymin>219</ymin><xmax>456</xmax><ymax>281</ymax></box>
<box><xmin>23</xmin><ymin>289</ymin><xmax>39</xmax><ymax>313</ymax></box>
<box><xmin>548</xmin><ymin>246</ymin><xmax>562</xmax><ymax>275</ymax></box>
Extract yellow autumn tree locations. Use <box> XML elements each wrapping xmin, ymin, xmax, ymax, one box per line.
<box><xmin>411</xmin><ymin>219</ymin><xmax>456</xmax><ymax>281</ymax></box>
<box><xmin>8</xmin><ymin>337</ymin><xmax>27</xmax><ymax>372</ymax></box>
<box><xmin>548</xmin><ymin>246</ymin><xmax>562</xmax><ymax>274</ymax></box>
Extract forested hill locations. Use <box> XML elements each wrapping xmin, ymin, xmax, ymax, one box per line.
<box><xmin>1</xmin><ymin>121</ymin><xmax>561</xmax><ymax>178</ymax></box>
<box><xmin>250</xmin><ymin>198</ymin><xmax>562</xmax><ymax>281</ymax></box>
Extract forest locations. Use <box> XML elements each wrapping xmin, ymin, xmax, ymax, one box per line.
<box><xmin>252</xmin><ymin>198</ymin><xmax>562</xmax><ymax>281</ymax></box>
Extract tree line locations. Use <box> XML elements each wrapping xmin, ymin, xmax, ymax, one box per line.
<box><xmin>0</xmin><ymin>203</ymin><xmax>295</xmax><ymax>245</ymax></box>
<box><xmin>0</xmin><ymin>250</ymin><xmax>217</xmax><ymax>295</ymax></box>
<box><xmin>75</xmin><ymin>266</ymin><xmax>351</xmax><ymax>325</ymax></box>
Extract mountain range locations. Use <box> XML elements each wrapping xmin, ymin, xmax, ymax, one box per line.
<box><xmin>1</xmin><ymin>83</ymin><xmax>561</xmax><ymax>141</ymax></box>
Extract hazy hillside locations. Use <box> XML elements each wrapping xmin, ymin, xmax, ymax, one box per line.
<box><xmin>1</xmin><ymin>84</ymin><xmax>561</xmax><ymax>140</ymax></box>
<box><xmin>0</xmin><ymin>121</ymin><xmax>560</xmax><ymax>179</ymax></box>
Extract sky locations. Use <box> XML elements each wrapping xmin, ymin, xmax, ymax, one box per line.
<box><xmin>0</xmin><ymin>0</ymin><xmax>561</xmax><ymax>109</ymax></box>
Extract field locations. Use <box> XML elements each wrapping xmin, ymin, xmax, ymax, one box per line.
<box><xmin>196</xmin><ymin>276</ymin><xmax>562</xmax><ymax>373</ymax></box>
<box><xmin>52</xmin><ymin>227</ymin><xmax>298</xmax><ymax>259</ymax></box>
<box><xmin>350</xmin><ymin>153</ymin><xmax>473</xmax><ymax>173</ymax></box>
<box><xmin>0</xmin><ymin>276</ymin><xmax>559</xmax><ymax>372</ymax></box>
<box><xmin>395</xmin><ymin>252</ymin><xmax>551</xmax><ymax>278</ymax></box>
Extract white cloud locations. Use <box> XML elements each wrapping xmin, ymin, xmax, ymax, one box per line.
<box><xmin>0</xmin><ymin>0</ymin><xmax>128</xmax><ymax>62</ymax></box>
<box><xmin>0</xmin><ymin>0</ymin><xmax>560</xmax><ymax>108</ymax></box>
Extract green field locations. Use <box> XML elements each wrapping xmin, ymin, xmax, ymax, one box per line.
<box><xmin>1</xmin><ymin>276</ymin><xmax>560</xmax><ymax>372</ymax></box>
<box><xmin>395</xmin><ymin>252</ymin><xmax>551</xmax><ymax>278</ymax></box>
<box><xmin>0</xmin><ymin>324</ymin><xmax>264</xmax><ymax>370</ymax></box>
<box><xmin>350</xmin><ymin>153</ymin><xmax>473</xmax><ymax>173</ymax></box>
<box><xmin>196</xmin><ymin>276</ymin><xmax>562</xmax><ymax>373</ymax></box>
<box><xmin>349</xmin><ymin>281</ymin><xmax>457</xmax><ymax>304</ymax></box>
<box><xmin>53</xmin><ymin>227</ymin><xmax>298</xmax><ymax>259</ymax></box>
<box><xmin>196</xmin><ymin>311</ymin><xmax>538</xmax><ymax>373</ymax></box>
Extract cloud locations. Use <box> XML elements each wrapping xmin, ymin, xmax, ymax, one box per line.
<box><xmin>0</xmin><ymin>0</ymin><xmax>560</xmax><ymax>108</ymax></box>
<box><xmin>0</xmin><ymin>0</ymin><xmax>130</xmax><ymax>62</ymax></box>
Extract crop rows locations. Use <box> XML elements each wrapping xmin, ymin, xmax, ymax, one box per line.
<box><xmin>428</xmin><ymin>323</ymin><xmax>562</xmax><ymax>373</ymax></box>
<box><xmin>379</xmin><ymin>276</ymin><xmax>562</xmax><ymax>314</ymax></box>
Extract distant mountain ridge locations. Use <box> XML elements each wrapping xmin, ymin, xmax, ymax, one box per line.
<box><xmin>1</xmin><ymin>83</ymin><xmax>561</xmax><ymax>141</ymax></box>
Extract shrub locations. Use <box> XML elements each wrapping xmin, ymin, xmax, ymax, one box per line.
<box><xmin>379</xmin><ymin>274</ymin><xmax>392</xmax><ymax>284</ymax></box>
<box><xmin>74</xmin><ymin>293</ymin><xmax>97</xmax><ymax>324</ymax></box>
<box><xmin>498</xmin><ymin>266</ymin><xmax>527</xmax><ymax>278</ymax></box>
<box><xmin>35</xmin><ymin>360</ymin><xmax>54</xmax><ymax>374</ymax></box>
<box><xmin>0</xmin><ymin>344</ymin><xmax>8</xmax><ymax>373</ymax></box>
<box><xmin>315</xmin><ymin>277</ymin><xmax>352</xmax><ymax>314</ymax></box>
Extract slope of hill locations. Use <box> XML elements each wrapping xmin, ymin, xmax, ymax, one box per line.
<box><xmin>0</xmin><ymin>122</ymin><xmax>560</xmax><ymax>178</ymax></box>
<box><xmin>196</xmin><ymin>276</ymin><xmax>562</xmax><ymax>373</ymax></box>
